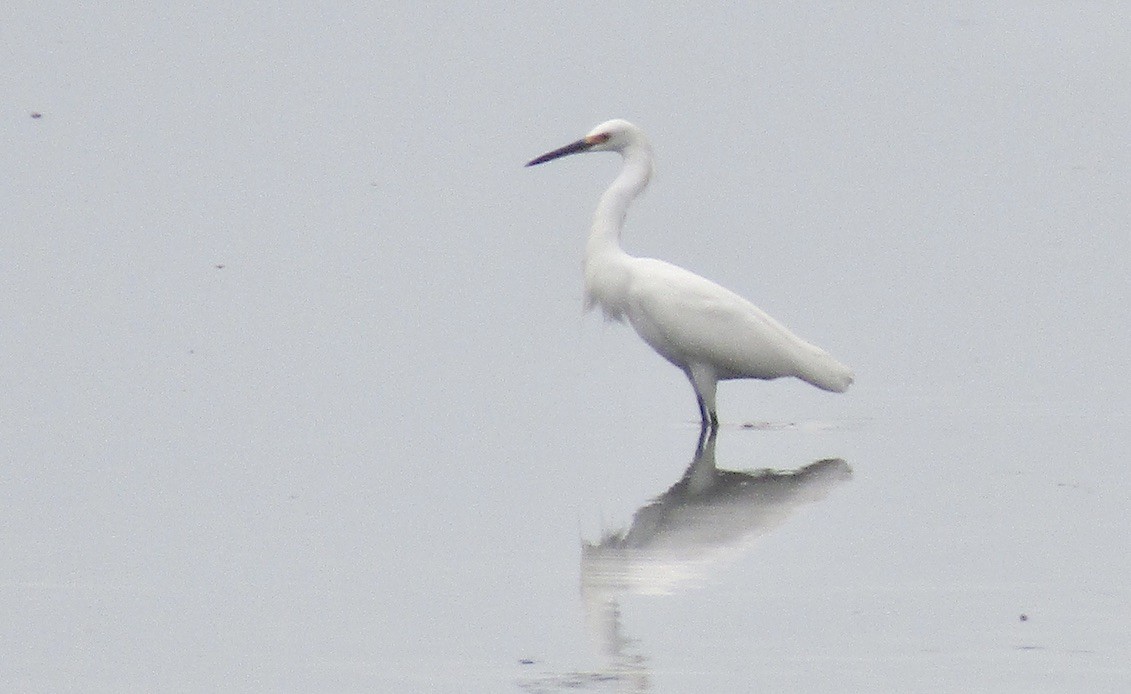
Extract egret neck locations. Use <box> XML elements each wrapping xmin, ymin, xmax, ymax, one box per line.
<box><xmin>584</xmin><ymin>143</ymin><xmax>652</xmax><ymax>320</ymax></box>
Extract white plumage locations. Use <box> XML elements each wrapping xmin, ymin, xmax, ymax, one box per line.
<box><xmin>527</xmin><ymin>119</ymin><xmax>853</xmax><ymax>428</ymax></box>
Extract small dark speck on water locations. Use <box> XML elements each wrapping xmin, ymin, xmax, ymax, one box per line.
<box><xmin>519</xmin><ymin>658</ymin><xmax>535</xmax><ymax>665</ymax></box>
<box><xmin>1020</xmin><ymin>614</ymin><xmax>1028</xmax><ymax>622</ymax></box>
<box><xmin>215</xmin><ymin>264</ymin><xmax>225</xmax><ymax>269</ymax></box>
<box><xmin>31</xmin><ymin>112</ymin><xmax>43</xmax><ymax>119</ymax></box>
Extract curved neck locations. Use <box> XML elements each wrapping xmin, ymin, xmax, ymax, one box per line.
<box><xmin>587</xmin><ymin>143</ymin><xmax>653</xmax><ymax>258</ymax></box>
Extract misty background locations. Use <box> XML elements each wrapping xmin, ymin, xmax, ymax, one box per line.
<box><xmin>3</xmin><ymin>3</ymin><xmax>1129</xmax><ymax>692</ymax></box>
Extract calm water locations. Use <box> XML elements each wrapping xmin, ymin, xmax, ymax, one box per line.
<box><xmin>6</xmin><ymin>389</ymin><xmax>1126</xmax><ymax>692</ymax></box>
<box><xmin>4</xmin><ymin>4</ymin><xmax>1129</xmax><ymax>692</ymax></box>
<box><xmin>509</xmin><ymin>399</ymin><xmax>1131</xmax><ymax>693</ymax></box>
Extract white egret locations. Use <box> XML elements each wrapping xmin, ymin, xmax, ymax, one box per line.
<box><xmin>526</xmin><ymin>119</ymin><xmax>853</xmax><ymax>429</ymax></box>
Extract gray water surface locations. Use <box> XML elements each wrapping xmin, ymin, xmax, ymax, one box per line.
<box><xmin>4</xmin><ymin>3</ymin><xmax>1129</xmax><ymax>692</ymax></box>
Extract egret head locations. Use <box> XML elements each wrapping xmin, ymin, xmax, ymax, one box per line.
<box><xmin>526</xmin><ymin>119</ymin><xmax>646</xmax><ymax>166</ymax></box>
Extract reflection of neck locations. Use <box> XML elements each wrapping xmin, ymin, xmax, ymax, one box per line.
<box><xmin>579</xmin><ymin>590</ymin><xmax>650</xmax><ymax>689</ymax></box>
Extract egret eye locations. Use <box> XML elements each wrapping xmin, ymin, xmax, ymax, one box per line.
<box><xmin>592</xmin><ymin>132</ymin><xmax>611</xmax><ymax>143</ymax></box>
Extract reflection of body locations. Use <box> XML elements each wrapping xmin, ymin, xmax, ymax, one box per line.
<box><xmin>579</xmin><ymin>430</ymin><xmax>851</xmax><ymax>691</ymax></box>
<box><xmin>583</xmin><ymin>429</ymin><xmax>851</xmax><ymax>596</ymax></box>
<box><xmin>519</xmin><ymin>432</ymin><xmax>850</xmax><ymax>694</ymax></box>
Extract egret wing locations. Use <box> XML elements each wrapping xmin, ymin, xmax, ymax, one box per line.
<box><xmin>623</xmin><ymin>258</ymin><xmax>813</xmax><ymax>380</ymax></box>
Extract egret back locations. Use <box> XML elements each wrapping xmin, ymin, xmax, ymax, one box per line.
<box><xmin>620</xmin><ymin>258</ymin><xmax>853</xmax><ymax>390</ymax></box>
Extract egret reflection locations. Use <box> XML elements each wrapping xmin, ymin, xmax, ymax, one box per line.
<box><xmin>578</xmin><ymin>429</ymin><xmax>851</xmax><ymax>690</ymax></box>
<box><xmin>583</xmin><ymin>429</ymin><xmax>852</xmax><ymax>597</ymax></box>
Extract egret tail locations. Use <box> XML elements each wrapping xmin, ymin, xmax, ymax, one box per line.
<box><xmin>794</xmin><ymin>348</ymin><xmax>854</xmax><ymax>393</ymax></box>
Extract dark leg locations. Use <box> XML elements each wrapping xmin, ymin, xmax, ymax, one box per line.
<box><xmin>696</xmin><ymin>420</ymin><xmax>710</xmax><ymax>453</ymax></box>
<box><xmin>688</xmin><ymin>366</ymin><xmax>719</xmax><ymax>430</ymax></box>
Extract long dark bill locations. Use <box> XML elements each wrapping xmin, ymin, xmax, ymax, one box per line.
<box><xmin>525</xmin><ymin>138</ymin><xmax>591</xmax><ymax>167</ymax></box>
